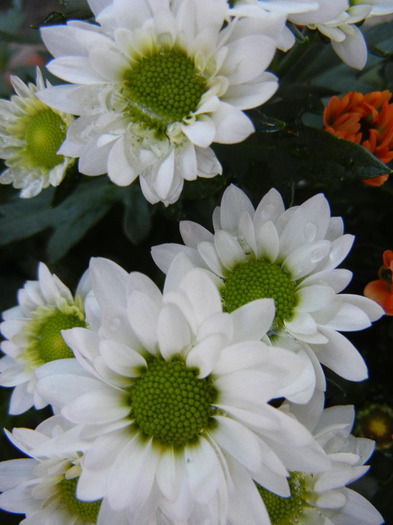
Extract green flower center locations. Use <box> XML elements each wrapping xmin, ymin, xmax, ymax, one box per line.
<box><xmin>130</xmin><ymin>357</ymin><xmax>217</xmax><ymax>448</ymax></box>
<box><xmin>221</xmin><ymin>260</ymin><xmax>297</xmax><ymax>333</ymax></box>
<box><xmin>60</xmin><ymin>477</ymin><xmax>101</xmax><ymax>522</ymax></box>
<box><xmin>257</xmin><ymin>473</ymin><xmax>311</xmax><ymax>525</ymax></box>
<box><xmin>121</xmin><ymin>48</ymin><xmax>207</xmax><ymax>133</ymax></box>
<box><xmin>22</xmin><ymin>307</ymin><xmax>86</xmax><ymax>369</ymax></box>
<box><xmin>24</xmin><ymin>108</ymin><xmax>67</xmax><ymax>169</ymax></box>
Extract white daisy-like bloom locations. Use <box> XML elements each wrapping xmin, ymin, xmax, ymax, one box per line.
<box><xmin>233</xmin><ymin>0</ymin><xmax>393</xmax><ymax>69</ymax></box>
<box><xmin>229</xmin><ymin>0</ymin><xmax>338</xmax><ymax>51</ymax></box>
<box><xmin>257</xmin><ymin>402</ymin><xmax>384</xmax><ymax>524</ymax></box>
<box><xmin>297</xmin><ymin>1</ymin><xmax>373</xmax><ymax>70</ymax></box>
<box><xmin>37</xmin><ymin>0</ymin><xmax>283</xmax><ymax>206</ymax></box>
<box><xmin>0</xmin><ymin>67</ymin><xmax>74</xmax><ymax>198</ymax></box>
<box><xmin>0</xmin><ymin>416</ymin><xmax>129</xmax><ymax>525</ymax></box>
<box><xmin>367</xmin><ymin>0</ymin><xmax>393</xmax><ymax>16</ymax></box>
<box><xmin>0</xmin><ymin>262</ymin><xmax>93</xmax><ymax>415</ymax></box>
<box><xmin>151</xmin><ymin>185</ymin><xmax>384</xmax><ymax>385</ymax></box>
<box><xmin>289</xmin><ymin>0</ymin><xmax>393</xmax><ymax>69</ymax></box>
<box><xmin>35</xmin><ymin>257</ymin><xmax>330</xmax><ymax>524</ymax></box>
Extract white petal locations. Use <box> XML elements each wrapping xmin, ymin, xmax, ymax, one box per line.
<box><xmin>339</xmin><ymin>294</ymin><xmax>384</xmax><ymax>323</ymax></box>
<box><xmin>337</xmin><ymin>487</ymin><xmax>384</xmax><ymax>524</ymax></box>
<box><xmin>90</xmin><ymin>257</ymin><xmax>130</xmax><ymax>309</ymax></box>
<box><xmin>210</xmin><ymin>102</ymin><xmax>255</xmax><ymax>144</ymax></box>
<box><xmin>107</xmin><ymin>136</ymin><xmax>138</xmax><ymax>186</ymax></box>
<box><xmin>181</xmin><ymin>117</ymin><xmax>216</xmax><ymax>148</ymax></box>
<box><xmin>154</xmin><ymin>149</ymin><xmax>176</xmax><ymax>200</ymax></box>
<box><xmin>163</xmin><ymin>252</ymin><xmax>201</xmax><ymax>294</ymax></box>
<box><xmin>223</xmin><ymin>73</ymin><xmax>278</xmax><ymax>109</ymax></box>
<box><xmin>220</xmin><ymin>35</ymin><xmax>277</xmax><ymax>84</ymax></box>
<box><xmin>158</xmin><ymin>303</ymin><xmax>192</xmax><ymax>359</ymax></box>
<box><xmin>179</xmin><ymin>268</ymin><xmax>223</xmax><ymax>325</ymax></box>
<box><xmin>184</xmin><ymin>438</ymin><xmax>220</xmax><ymax>503</ymax></box>
<box><xmin>0</xmin><ymin>459</ymin><xmax>35</xmax><ymax>491</ymax></box>
<box><xmin>62</xmin><ymin>387</ymin><xmax>129</xmax><ymax>424</ymax></box>
<box><xmin>100</xmin><ymin>340</ymin><xmax>146</xmax><ymax>376</ymax></box>
<box><xmin>212</xmin><ymin>416</ymin><xmax>262</xmax><ymax>471</ymax></box>
<box><xmin>283</xmin><ymin>240</ymin><xmax>331</xmax><ymax>280</ymax></box>
<box><xmin>214</xmin><ymin>230</ymin><xmax>245</xmax><ymax>270</ymax></box>
<box><xmin>186</xmin><ymin>333</ymin><xmax>225</xmax><ymax>378</ymax></box>
<box><xmin>180</xmin><ymin>220</ymin><xmax>214</xmax><ymax>247</ymax></box>
<box><xmin>315</xmin><ymin>328</ymin><xmax>368</xmax><ymax>381</ymax></box>
<box><xmin>156</xmin><ymin>447</ymin><xmax>185</xmax><ymax>501</ymax></box>
<box><xmin>47</xmin><ymin>56</ymin><xmax>105</xmax><ymax>84</ymax></box>
<box><xmin>297</xmin><ymin>285</ymin><xmax>335</xmax><ymax>313</ymax></box>
<box><xmin>151</xmin><ymin>243</ymin><xmax>200</xmax><ymax>274</ymax></box>
<box><xmin>127</xmin><ymin>290</ymin><xmax>159</xmax><ymax>353</ymax></box>
<box><xmin>107</xmin><ymin>436</ymin><xmax>159</xmax><ymax>511</ymax></box>
<box><xmin>331</xmin><ymin>25</ymin><xmax>368</xmax><ymax>70</ymax></box>
<box><xmin>230</xmin><ymin>298</ymin><xmax>275</xmax><ymax>342</ymax></box>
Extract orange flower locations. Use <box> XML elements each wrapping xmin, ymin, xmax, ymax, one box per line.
<box><xmin>323</xmin><ymin>90</ymin><xmax>393</xmax><ymax>186</ymax></box>
<box><xmin>364</xmin><ymin>250</ymin><xmax>393</xmax><ymax>315</ymax></box>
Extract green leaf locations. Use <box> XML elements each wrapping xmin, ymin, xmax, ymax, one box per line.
<box><xmin>0</xmin><ymin>189</ymin><xmax>55</xmax><ymax>246</ymax></box>
<box><xmin>0</xmin><ymin>178</ymin><xmax>125</xmax><ymax>261</ymax></box>
<box><xmin>121</xmin><ymin>185</ymin><xmax>152</xmax><ymax>245</ymax></box>
<box><xmin>248</xmin><ymin>110</ymin><xmax>286</xmax><ymax>133</ymax></box>
<box><xmin>216</xmin><ymin>123</ymin><xmax>391</xmax><ymax>191</ymax></box>
<box><xmin>46</xmin><ymin>179</ymin><xmax>123</xmax><ymax>261</ymax></box>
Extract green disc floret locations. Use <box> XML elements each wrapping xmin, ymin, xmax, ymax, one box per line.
<box><xmin>122</xmin><ymin>48</ymin><xmax>207</xmax><ymax>132</ymax></box>
<box><xmin>36</xmin><ymin>310</ymin><xmax>85</xmax><ymax>362</ymax></box>
<box><xmin>221</xmin><ymin>259</ymin><xmax>297</xmax><ymax>332</ymax></box>
<box><xmin>60</xmin><ymin>476</ymin><xmax>102</xmax><ymax>522</ymax></box>
<box><xmin>24</xmin><ymin>108</ymin><xmax>67</xmax><ymax>169</ymax></box>
<box><xmin>22</xmin><ymin>307</ymin><xmax>86</xmax><ymax>368</ymax></box>
<box><xmin>130</xmin><ymin>357</ymin><xmax>217</xmax><ymax>448</ymax></box>
<box><xmin>257</xmin><ymin>472</ymin><xmax>311</xmax><ymax>525</ymax></box>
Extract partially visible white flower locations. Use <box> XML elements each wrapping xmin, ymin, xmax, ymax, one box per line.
<box><xmin>38</xmin><ymin>0</ymin><xmax>283</xmax><ymax>205</ymax></box>
<box><xmin>230</xmin><ymin>0</ymin><xmax>327</xmax><ymax>51</ymax></box>
<box><xmin>303</xmin><ymin>2</ymin><xmax>373</xmax><ymax>70</ymax></box>
<box><xmin>36</xmin><ymin>257</ymin><xmax>330</xmax><ymax>524</ymax></box>
<box><xmin>290</xmin><ymin>0</ymin><xmax>393</xmax><ymax>69</ymax></box>
<box><xmin>0</xmin><ymin>262</ymin><xmax>93</xmax><ymax>415</ymax></box>
<box><xmin>0</xmin><ymin>416</ymin><xmax>129</xmax><ymax>525</ymax></box>
<box><xmin>366</xmin><ymin>0</ymin><xmax>393</xmax><ymax>15</ymax></box>
<box><xmin>233</xmin><ymin>0</ymin><xmax>392</xmax><ymax>69</ymax></box>
<box><xmin>151</xmin><ymin>185</ymin><xmax>384</xmax><ymax>385</ymax></box>
<box><xmin>0</xmin><ymin>67</ymin><xmax>74</xmax><ymax>198</ymax></box>
<box><xmin>257</xmin><ymin>403</ymin><xmax>384</xmax><ymax>524</ymax></box>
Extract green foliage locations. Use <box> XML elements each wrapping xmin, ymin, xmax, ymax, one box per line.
<box><xmin>0</xmin><ymin>177</ymin><xmax>154</xmax><ymax>262</ymax></box>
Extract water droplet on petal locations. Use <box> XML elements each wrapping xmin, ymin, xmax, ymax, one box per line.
<box><xmin>310</xmin><ymin>245</ymin><xmax>329</xmax><ymax>264</ymax></box>
<box><xmin>293</xmin><ymin>264</ymin><xmax>304</xmax><ymax>275</ymax></box>
<box><xmin>304</xmin><ymin>222</ymin><xmax>317</xmax><ymax>242</ymax></box>
<box><xmin>260</xmin><ymin>203</ymin><xmax>275</xmax><ymax>221</ymax></box>
<box><xmin>330</xmin><ymin>244</ymin><xmax>345</xmax><ymax>264</ymax></box>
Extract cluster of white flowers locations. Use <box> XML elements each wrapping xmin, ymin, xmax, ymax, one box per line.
<box><xmin>0</xmin><ymin>0</ymin><xmax>390</xmax><ymax>524</ymax></box>
<box><xmin>0</xmin><ymin>185</ymin><xmax>385</xmax><ymax>524</ymax></box>
<box><xmin>1</xmin><ymin>0</ymin><xmax>393</xmax><ymax>204</ymax></box>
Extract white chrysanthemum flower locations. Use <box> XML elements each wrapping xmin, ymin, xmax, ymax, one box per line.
<box><xmin>366</xmin><ymin>0</ymin><xmax>393</xmax><ymax>16</ymax></box>
<box><xmin>290</xmin><ymin>0</ymin><xmax>393</xmax><ymax>69</ymax></box>
<box><xmin>38</xmin><ymin>0</ymin><xmax>283</xmax><ymax>205</ymax></box>
<box><xmin>0</xmin><ymin>67</ymin><xmax>74</xmax><ymax>198</ymax></box>
<box><xmin>152</xmin><ymin>185</ymin><xmax>384</xmax><ymax>384</ymax></box>
<box><xmin>233</xmin><ymin>0</ymin><xmax>393</xmax><ymax>69</ymax></box>
<box><xmin>36</xmin><ymin>257</ymin><xmax>330</xmax><ymax>524</ymax></box>
<box><xmin>0</xmin><ymin>416</ymin><xmax>129</xmax><ymax>525</ymax></box>
<box><xmin>0</xmin><ymin>262</ymin><xmax>93</xmax><ymax>415</ymax></box>
<box><xmin>230</xmin><ymin>0</ymin><xmax>324</xmax><ymax>51</ymax></box>
<box><xmin>257</xmin><ymin>403</ymin><xmax>384</xmax><ymax>524</ymax></box>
